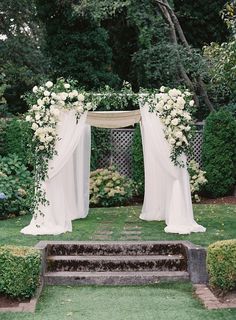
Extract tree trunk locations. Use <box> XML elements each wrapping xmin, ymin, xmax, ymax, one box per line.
<box><xmin>155</xmin><ymin>0</ymin><xmax>215</xmax><ymax>111</ymax></box>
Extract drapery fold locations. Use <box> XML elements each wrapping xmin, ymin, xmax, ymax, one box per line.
<box><xmin>21</xmin><ymin>105</ymin><xmax>206</xmax><ymax>236</ymax></box>
<box><xmin>21</xmin><ymin>111</ymin><xmax>91</xmax><ymax>235</ymax></box>
<box><xmin>140</xmin><ymin>104</ymin><xmax>206</xmax><ymax>234</ymax></box>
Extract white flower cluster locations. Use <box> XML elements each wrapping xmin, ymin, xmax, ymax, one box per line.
<box><xmin>26</xmin><ymin>79</ymin><xmax>93</xmax><ymax>152</ymax></box>
<box><xmin>151</xmin><ymin>86</ymin><xmax>195</xmax><ymax>165</ymax></box>
<box><xmin>188</xmin><ymin>159</ymin><xmax>207</xmax><ymax>202</ymax></box>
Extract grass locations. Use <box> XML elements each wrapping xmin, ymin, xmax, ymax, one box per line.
<box><xmin>0</xmin><ymin>204</ymin><xmax>235</xmax><ymax>248</ymax></box>
<box><xmin>1</xmin><ymin>204</ymin><xmax>236</xmax><ymax>319</ymax></box>
<box><xmin>1</xmin><ymin>283</ymin><xmax>236</xmax><ymax>320</ymax></box>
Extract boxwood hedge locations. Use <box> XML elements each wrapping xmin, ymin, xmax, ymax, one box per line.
<box><xmin>0</xmin><ymin>245</ymin><xmax>41</xmax><ymax>299</ymax></box>
<box><xmin>207</xmin><ymin>240</ymin><xmax>236</xmax><ymax>292</ymax></box>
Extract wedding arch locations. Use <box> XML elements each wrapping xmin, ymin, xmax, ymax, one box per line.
<box><xmin>21</xmin><ymin>79</ymin><xmax>206</xmax><ymax>235</ymax></box>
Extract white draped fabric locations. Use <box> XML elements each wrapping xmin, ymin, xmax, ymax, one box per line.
<box><xmin>140</xmin><ymin>104</ymin><xmax>206</xmax><ymax>234</ymax></box>
<box><xmin>21</xmin><ymin>111</ymin><xmax>91</xmax><ymax>235</ymax></box>
<box><xmin>21</xmin><ymin>107</ymin><xmax>206</xmax><ymax>236</ymax></box>
<box><xmin>86</xmin><ymin>110</ymin><xmax>141</xmax><ymax>128</ymax></box>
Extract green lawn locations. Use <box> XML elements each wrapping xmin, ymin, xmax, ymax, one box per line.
<box><xmin>1</xmin><ymin>283</ymin><xmax>236</xmax><ymax>320</ymax></box>
<box><xmin>1</xmin><ymin>204</ymin><xmax>236</xmax><ymax>319</ymax></box>
<box><xmin>0</xmin><ymin>204</ymin><xmax>235</xmax><ymax>248</ymax></box>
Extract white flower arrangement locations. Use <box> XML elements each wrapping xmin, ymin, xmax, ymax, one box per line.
<box><xmin>140</xmin><ymin>86</ymin><xmax>195</xmax><ymax>166</ymax></box>
<box><xmin>24</xmin><ymin>78</ymin><xmax>96</xmax><ymax>217</ymax></box>
<box><xmin>188</xmin><ymin>159</ymin><xmax>207</xmax><ymax>202</ymax></box>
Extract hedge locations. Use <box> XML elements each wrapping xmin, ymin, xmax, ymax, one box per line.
<box><xmin>0</xmin><ymin>245</ymin><xmax>41</xmax><ymax>299</ymax></box>
<box><xmin>207</xmin><ymin>240</ymin><xmax>236</xmax><ymax>292</ymax></box>
<box><xmin>131</xmin><ymin>125</ymin><xmax>144</xmax><ymax>196</ymax></box>
<box><xmin>202</xmin><ymin>109</ymin><xmax>236</xmax><ymax>197</ymax></box>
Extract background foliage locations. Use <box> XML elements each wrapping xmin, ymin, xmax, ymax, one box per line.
<box><xmin>202</xmin><ymin>109</ymin><xmax>236</xmax><ymax>198</ymax></box>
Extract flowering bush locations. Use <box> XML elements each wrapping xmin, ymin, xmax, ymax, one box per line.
<box><xmin>188</xmin><ymin>160</ymin><xmax>207</xmax><ymax>202</ymax></box>
<box><xmin>0</xmin><ymin>154</ymin><xmax>33</xmax><ymax>218</ymax></box>
<box><xmin>89</xmin><ymin>167</ymin><xmax>133</xmax><ymax>207</ymax></box>
<box><xmin>141</xmin><ymin>86</ymin><xmax>195</xmax><ymax>166</ymax></box>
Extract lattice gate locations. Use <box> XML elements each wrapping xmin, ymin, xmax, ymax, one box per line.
<box><xmin>98</xmin><ymin>129</ymin><xmax>134</xmax><ymax>177</ymax></box>
<box><xmin>99</xmin><ymin>124</ymin><xmax>204</xmax><ymax>177</ymax></box>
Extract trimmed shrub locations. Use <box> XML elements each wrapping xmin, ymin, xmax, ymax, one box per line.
<box><xmin>131</xmin><ymin>125</ymin><xmax>144</xmax><ymax>196</ymax></box>
<box><xmin>202</xmin><ymin>109</ymin><xmax>236</xmax><ymax>197</ymax></box>
<box><xmin>90</xmin><ymin>166</ymin><xmax>133</xmax><ymax>207</ymax></box>
<box><xmin>207</xmin><ymin>240</ymin><xmax>236</xmax><ymax>292</ymax></box>
<box><xmin>0</xmin><ymin>154</ymin><xmax>33</xmax><ymax>218</ymax></box>
<box><xmin>0</xmin><ymin>118</ymin><xmax>7</xmax><ymax>156</ymax></box>
<box><xmin>4</xmin><ymin>117</ymin><xmax>33</xmax><ymax>166</ymax></box>
<box><xmin>0</xmin><ymin>245</ymin><xmax>41</xmax><ymax>299</ymax></box>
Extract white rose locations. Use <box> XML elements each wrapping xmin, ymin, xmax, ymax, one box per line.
<box><xmin>32</xmin><ymin>86</ymin><xmax>38</xmax><ymax>93</ymax></box>
<box><xmin>35</xmin><ymin>113</ymin><xmax>41</xmax><ymax>121</ymax></box>
<box><xmin>176</xmin><ymin>97</ymin><xmax>185</xmax><ymax>109</ymax></box>
<box><xmin>165</xmin><ymin>118</ymin><xmax>170</xmax><ymax>125</ymax></box>
<box><xmin>44</xmin><ymin>90</ymin><xmax>50</xmax><ymax>97</ymax></box>
<box><xmin>50</xmin><ymin>108</ymin><xmax>60</xmax><ymax>117</ymax></box>
<box><xmin>184</xmin><ymin>113</ymin><xmax>191</xmax><ymax>121</ymax></box>
<box><xmin>176</xmin><ymin>141</ymin><xmax>182</xmax><ymax>146</ymax></box>
<box><xmin>50</xmin><ymin>100</ymin><xmax>55</xmax><ymax>105</ymax></box>
<box><xmin>168</xmin><ymin>89</ymin><xmax>181</xmax><ymax>97</ymax></box>
<box><xmin>26</xmin><ymin>115</ymin><xmax>32</xmax><ymax>122</ymax></box>
<box><xmin>68</xmin><ymin>92</ymin><xmax>75</xmax><ymax>99</ymax></box>
<box><xmin>58</xmin><ymin>92</ymin><xmax>68</xmax><ymax>101</ymax></box>
<box><xmin>189</xmin><ymin>100</ymin><xmax>194</xmax><ymax>107</ymax></box>
<box><xmin>32</xmin><ymin>105</ymin><xmax>39</xmax><ymax>111</ymax></box>
<box><xmin>86</xmin><ymin>102</ymin><xmax>92</xmax><ymax>110</ymax></box>
<box><xmin>31</xmin><ymin>123</ymin><xmax>38</xmax><ymax>131</ymax></box>
<box><xmin>37</xmin><ymin>99</ymin><xmax>44</xmax><ymax>106</ymax></box>
<box><xmin>160</xmin><ymin>86</ymin><xmax>166</xmax><ymax>92</ymax></box>
<box><xmin>51</xmin><ymin>92</ymin><xmax>57</xmax><ymax>99</ymax></box>
<box><xmin>171</xmin><ymin>118</ymin><xmax>179</xmax><ymax>126</ymax></box>
<box><xmin>64</xmin><ymin>83</ymin><xmax>70</xmax><ymax>89</ymax></box>
<box><xmin>72</xmin><ymin>90</ymin><xmax>78</xmax><ymax>96</ymax></box>
<box><xmin>169</xmin><ymin>138</ymin><xmax>176</xmax><ymax>145</ymax></box>
<box><xmin>38</xmin><ymin>145</ymin><xmax>45</xmax><ymax>150</ymax></box>
<box><xmin>77</xmin><ymin>106</ymin><xmax>84</xmax><ymax>113</ymax></box>
<box><xmin>39</xmin><ymin>86</ymin><xmax>44</xmax><ymax>91</ymax></box>
<box><xmin>77</xmin><ymin>94</ymin><xmax>85</xmax><ymax>102</ymax></box>
<box><xmin>170</xmin><ymin>110</ymin><xmax>177</xmax><ymax>117</ymax></box>
<box><xmin>175</xmin><ymin>131</ymin><xmax>183</xmax><ymax>139</ymax></box>
<box><xmin>45</xmin><ymin>81</ymin><xmax>53</xmax><ymax>88</ymax></box>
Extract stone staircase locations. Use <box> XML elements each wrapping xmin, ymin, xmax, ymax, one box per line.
<box><xmin>35</xmin><ymin>241</ymin><xmax>208</xmax><ymax>285</ymax></box>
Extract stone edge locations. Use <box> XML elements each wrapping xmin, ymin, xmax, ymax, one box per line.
<box><xmin>194</xmin><ymin>284</ymin><xmax>236</xmax><ymax>310</ymax></box>
<box><xmin>0</xmin><ymin>281</ymin><xmax>44</xmax><ymax>313</ymax></box>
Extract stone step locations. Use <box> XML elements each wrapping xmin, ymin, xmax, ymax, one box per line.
<box><xmin>46</xmin><ymin>241</ymin><xmax>187</xmax><ymax>257</ymax></box>
<box><xmin>44</xmin><ymin>271</ymin><xmax>190</xmax><ymax>285</ymax></box>
<box><xmin>46</xmin><ymin>254</ymin><xmax>187</xmax><ymax>272</ymax></box>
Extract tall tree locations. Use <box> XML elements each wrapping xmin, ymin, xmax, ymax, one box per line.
<box><xmin>36</xmin><ymin>0</ymin><xmax>120</xmax><ymax>90</ymax></box>
<box><xmin>0</xmin><ymin>0</ymin><xmax>49</xmax><ymax>113</ymax></box>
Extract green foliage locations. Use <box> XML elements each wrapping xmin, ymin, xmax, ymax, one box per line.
<box><xmin>202</xmin><ymin>109</ymin><xmax>236</xmax><ymax>197</ymax></box>
<box><xmin>0</xmin><ymin>245</ymin><xmax>41</xmax><ymax>299</ymax></box>
<box><xmin>207</xmin><ymin>240</ymin><xmax>236</xmax><ymax>292</ymax></box>
<box><xmin>0</xmin><ymin>118</ymin><xmax>8</xmax><ymax>156</ymax></box>
<box><xmin>0</xmin><ymin>154</ymin><xmax>33</xmax><ymax>218</ymax></box>
<box><xmin>91</xmin><ymin>128</ymin><xmax>111</xmax><ymax>171</ymax></box>
<box><xmin>89</xmin><ymin>167</ymin><xmax>133</xmax><ymax>207</ymax></box>
<box><xmin>0</xmin><ymin>0</ymin><xmax>50</xmax><ymax>114</ymax></box>
<box><xmin>174</xmin><ymin>0</ymin><xmax>228</xmax><ymax>48</ymax></box>
<box><xmin>3</xmin><ymin>118</ymin><xmax>33</xmax><ymax>165</ymax></box>
<box><xmin>131</xmin><ymin>125</ymin><xmax>144</xmax><ymax>196</ymax></box>
<box><xmin>36</xmin><ymin>0</ymin><xmax>120</xmax><ymax>90</ymax></box>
